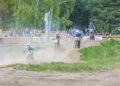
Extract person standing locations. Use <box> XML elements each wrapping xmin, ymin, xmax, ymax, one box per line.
<box><xmin>101</xmin><ymin>30</ymin><xmax>105</xmax><ymax>35</ymax></box>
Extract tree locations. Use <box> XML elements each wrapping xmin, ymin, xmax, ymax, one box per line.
<box><xmin>69</xmin><ymin>0</ymin><xmax>89</xmax><ymax>28</ymax></box>
<box><xmin>0</xmin><ymin>0</ymin><xmax>14</xmax><ymax>30</ymax></box>
<box><xmin>88</xmin><ymin>0</ymin><xmax>120</xmax><ymax>32</ymax></box>
<box><xmin>13</xmin><ymin>0</ymin><xmax>75</xmax><ymax>29</ymax></box>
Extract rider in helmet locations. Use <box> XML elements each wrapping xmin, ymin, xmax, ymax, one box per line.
<box><xmin>74</xmin><ymin>30</ymin><xmax>83</xmax><ymax>48</ymax></box>
<box><xmin>27</xmin><ymin>43</ymin><xmax>33</xmax><ymax>54</ymax></box>
<box><xmin>56</xmin><ymin>31</ymin><xmax>60</xmax><ymax>38</ymax></box>
<box><xmin>88</xmin><ymin>22</ymin><xmax>95</xmax><ymax>40</ymax></box>
<box><xmin>88</xmin><ymin>22</ymin><xmax>95</xmax><ymax>33</ymax></box>
<box><xmin>55</xmin><ymin>31</ymin><xmax>61</xmax><ymax>45</ymax></box>
<box><xmin>75</xmin><ymin>30</ymin><xmax>82</xmax><ymax>39</ymax></box>
<box><xmin>26</xmin><ymin>43</ymin><xmax>34</xmax><ymax>61</ymax></box>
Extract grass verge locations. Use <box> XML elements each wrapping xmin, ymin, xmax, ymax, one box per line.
<box><xmin>7</xmin><ymin>39</ymin><xmax>120</xmax><ymax>72</ymax></box>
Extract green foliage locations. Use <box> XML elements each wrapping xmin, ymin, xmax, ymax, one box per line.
<box><xmin>88</xmin><ymin>0</ymin><xmax>120</xmax><ymax>31</ymax></box>
<box><xmin>1</xmin><ymin>0</ymin><xmax>120</xmax><ymax>30</ymax></box>
<box><xmin>7</xmin><ymin>56</ymin><xmax>120</xmax><ymax>72</ymax></box>
<box><xmin>79</xmin><ymin>39</ymin><xmax>120</xmax><ymax>59</ymax></box>
<box><xmin>0</xmin><ymin>0</ymin><xmax>14</xmax><ymax>29</ymax></box>
<box><xmin>13</xmin><ymin>0</ymin><xmax>75</xmax><ymax>29</ymax></box>
<box><xmin>70</xmin><ymin>0</ymin><xmax>89</xmax><ymax>27</ymax></box>
<box><xmin>7</xmin><ymin>63</ymin><xmax>95</xmax><ymax>72</ymax></box>
<box><xmin>0</xmin><ymin>0</ymin><xmax>75</xmax><ymax>29</ymax></box>
<box><xmin>69</xmin><ymin>0</ymin><xmax>120</xmax><ymax>31</ymax></box>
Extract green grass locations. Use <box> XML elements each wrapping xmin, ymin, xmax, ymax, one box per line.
<box><xmin>7</xmin><ymin>39</ymin><xmax>120</xmax><ymax>72</ymax></box>
<box><xmin>79</xmin><ymin>39</ymin><xmax>120</xmax><ymax>59</ymax></box>
<box><xmin>7</xmin><ymin>62</ymin><xmax>96</xmax><ymax>72</ymax></box>
<box><xmin>34</xmin><ymin>47</ymin><xmax>47</xmax><ymax>51</ymax></box>
<box><xmin>34</xmin><ymin>47</ymin><xmax>41</xmax><ymax>51</ymax></box>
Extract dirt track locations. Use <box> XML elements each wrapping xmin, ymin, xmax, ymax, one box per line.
<box><xmin>34</xmin><ymin>35</ymin><xmax>101</xmax><ymax>64</ymax></box>
<box><xmin>1</xmin><ymin>35</ymin><xmax>115</xmax><ymax>86</ymax></box>
<box><xmin>0</xmin><ymin>35</ymin><xmax>101</xmax><ymax>65</ymax></box>
<box><xmin>0</xmin><ymin>68</ymin><xmax>120</xmax><ymax>86</ymax></box>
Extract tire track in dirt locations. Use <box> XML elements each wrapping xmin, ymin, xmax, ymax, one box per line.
<box><xmin>0</xmin><ymin>68</ymin><xmax>120</xmax><ymax>86</ymax></box>
<box><xmin>33</xmin><ymin>35</ymin><xmax>101</xmax><ymax>64</ymax></box>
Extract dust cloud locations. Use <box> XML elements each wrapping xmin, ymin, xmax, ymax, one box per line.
<box><xmin>0</xmin><ymin>35</ymin><xmax>101</xmax><ymax>66</ymax></box>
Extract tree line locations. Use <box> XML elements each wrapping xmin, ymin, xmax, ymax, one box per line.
<box><xmin>0</xmin><ymin>0</ymin><xmax>120</xmax><ymax>32</ymax></box>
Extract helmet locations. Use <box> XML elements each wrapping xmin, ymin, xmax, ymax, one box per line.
<box><xmin>90</xmin><ymin>22</ymin><xmax>93</xmax><ymax>25</ymax></box>
<box><xmin>76</xmin><ymin>30</ymin><xmax>79</xmax><ymax>33</ymax></box>
<box><xmin>90</xmin><ymin>22</ymin><xmax>93</xmax><ymax>24</ymax></box>
<box><xmin>26</xmin><ymin>43</ymin><xmax>30</xmax><ymax>46</ymax></box>
<box><xmin>56</xmin><ymin>31</ymin><xmax>59</xmax><ymax>35</ymax></box>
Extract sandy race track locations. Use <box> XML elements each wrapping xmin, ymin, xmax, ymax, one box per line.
<box><xmin>33</xmin><ymin>35</ymin><xmax>101</xmax><ymax>64</ymax></box>
<box><xmin>1</xmin><ymin>34</ymin><xmax>115</xmax><ymax>86</ymax></box>
<box><xmin>0</xmin><ymin>34</ymin><xmax>101</xmax><ymax>65</ymax></box>
<box><xmin>0</xmin><ymin>68</ymin><xmax>120</xmax><ymax>86</ymax></box>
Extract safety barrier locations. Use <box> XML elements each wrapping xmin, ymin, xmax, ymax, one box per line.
<box><xmin>1</xmin><ymin>35</ymin><xmax>120</xmax><ymax>44</ymax></box>
<box><xmin>0</xmin><ymin>37</ymin><xmax>53</xmax><ymax>44</ymax></box>
<box><xmin>83</xmin><ymin>36</ymin><xmax>120</xmax><ymax>41</ymax></box>
<box><xmin>1</xmin><ymin>37</ymin><xmax>30</xmax><ymax>44</ymax></box>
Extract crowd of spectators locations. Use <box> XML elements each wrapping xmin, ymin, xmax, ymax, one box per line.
<box><xmin>69</xmin><ymin>28</ymin><xmax>120</xmax><ymax>36</ymax></box>
<box><xmin>2</xmin><ymin>28</ymin><xmax>120</xmax><ymax>38</ymax></box>
<box><xmin>3</xmin><ymin>29</ymin><xmax>42</xmax><ymax>38</ymax></box>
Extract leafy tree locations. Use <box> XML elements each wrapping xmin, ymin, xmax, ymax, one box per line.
<box><xmin>88</xmin><ymin>0</ymin><xmax>120</xmax><ymax>32</ymax></box>
<box><xmin>69</xmin><ymin>0</ymin><xmax>89</xmax><ymax>28</ymax></box>
<box><xmin>1</xmin><ymin>0</ymin><xmax>120</xmax><ymax>32</ymax></box>
<box><xmin>12</xmin><ymin>0</ymin><xmax>75</xmax><ymax>29</ymax></box>
<box><xmin>0</xmin><ymin>0</ymin><xmax>14</xmax><ymax>30</ymax></box>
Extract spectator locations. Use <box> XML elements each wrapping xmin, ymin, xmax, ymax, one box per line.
<box><xmin>105</xmin><ymin>32</ymin><xmax>109</xmax><ymax>36</ymax></box>
<box><xmin>95</xmin><ymin>31</ymin><xmax>99</xmax><ymax>35</ymax></box>
<box><xmin>101</xmin><ymin>30</ymin><xmax>105</xmax><ymax>35</ymax></box>
<box><xmin>118</xmin><ymin>28</ymin><xmax>120</xmax><ymax>34</ymax></box>
<box><xmin>85</xmin><ymin>28</ymin><xmax>88</xmax><ymax>35</ymax></box>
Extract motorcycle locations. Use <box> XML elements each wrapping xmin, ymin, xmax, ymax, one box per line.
<box><xmin>26</xmin><ymin>50</ymin><xmax>33</xmax><ymax>63</ymax></box>
<box><xmin>89</xmin><ymin>29</ymin><xmax>95</xmax><ymax>40</ymax></box>
<box><xmin>52</xmin><ymin>37</ymin><xmax>61</xmax><ymax>48</ymax></box>
<box><xmin>74</xmin><ymin>37</ymin><xmax>81</xmax><ymax>48</ymax></box>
